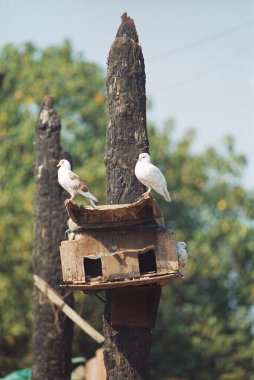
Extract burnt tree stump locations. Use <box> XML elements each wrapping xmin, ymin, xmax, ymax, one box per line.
<box><xmin>32</xmin><ymin>96</ymin><xmax>73</xmax><ymax>380</ymax></box>
<box><xmin>103</xmin><ymin>13</ymin><xmax>156</xmax><ymax>380</ymax></box>
<box><xmin>105</xmin><ymin>12</ymin><xmax>149</xmax><ymax>205</ymax></box>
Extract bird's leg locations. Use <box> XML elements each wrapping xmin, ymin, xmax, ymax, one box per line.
<box><xmin>142</xmin><ymin>187</ymin><xmax>151</xmax><ymax>197</ymax></box>
<box><xmin>64</xmin><ymin>199</ymin><xmax>73</xmax><ymax>206</ymax></box>
<box><xmin>64</xmin><ymin>194</ymin><xmax>75</xmax><ymax>206</ymax></box>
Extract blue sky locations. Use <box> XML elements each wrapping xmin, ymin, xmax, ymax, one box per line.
<box><xmin>0</xmin><ymin>0</ymin><xmax>253</xmax><ymax>187</ymax></box>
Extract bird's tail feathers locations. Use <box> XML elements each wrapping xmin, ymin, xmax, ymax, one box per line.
<box><xmin>89</xmin><ymin>199</ymin><xmax>97</xmax><ymax>209</ymax></box>
<box><xmin>79</xmin><ymin>190</ymin><xmax>98</xmax><ymax>203</ymax></box>
<box><xmin>164</xmin><ymin>189</ymin><xmax>172</xmax><ymax>202</ymax></box>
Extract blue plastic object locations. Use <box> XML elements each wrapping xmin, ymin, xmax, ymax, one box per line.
<box><xmin>1</xmin><ymin>358</ymin><xmax>86</xmax><ymax>379</ymax></box>
<box><xmin>1</xmin><ymin>368</ymin><xmax>31</xmax><ymax>380</ymax></box>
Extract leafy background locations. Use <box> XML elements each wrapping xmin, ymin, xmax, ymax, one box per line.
<box><xmin>0</xmin><ymin>41</ymin><xmax>254</xmax><ymax>379</ymax></box>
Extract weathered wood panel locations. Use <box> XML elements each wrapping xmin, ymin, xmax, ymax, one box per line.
<box><xmin>75</xmin><ymin>257</ymin><xmax>86</xmax><ymax>282</ymax></box>
<box><xmin>66</xmin><ymin>193</ymin><xmax>163</xmax><ymax>226</ymax></box>
<box><xmin>60</xmin><ymin>228</ymin><xmax>179</xmax><ymax>284</ymax></box>
<box><xmin>72</xmin><ymin>229</ymin><xmax>158</xmax><ymax>257</ymax></box>
<box><xmin>60</xmin><ymin>243</ymin><xmax>72</xmax><ymax>282</ymax></box>
<box><xmin>61</xmin><ymin>273</ymin><xmax>179</xmax><ymax>293</ymax></box>
<box><xmin>155</xmin><ymin>229</ymin><xmax>179</xmax><ymax>274</ymax></box>
<box><xmin>63</xmin><ymin>228</ymin><xmax>175</xmax><ymax>257</ymax></box>
<box><xmin>111</xmin><ymin>286</ymin><xmax>162</xmax><ymax>328</ymax></box>
<box><xmin>102</xmin><ymin>252</ymin><xmax>140</xmax><ymax>281</ymax></box>
<box><xmin>60</xmin><ymin>241</ymin><xmax>85</xmax><ymax>282</ymax></box>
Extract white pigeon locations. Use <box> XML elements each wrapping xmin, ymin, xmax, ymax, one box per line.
<box><xmin>176</xmin><ymin>242</ymin><xmax>188</xmax><ymax>271</ymax></box>
<box><xmin>57</xmin><ymin>159</ymin><xmax>98</xmax><ymax>208</ymax></box>
<box><xmin>135</xmin><ymin>153</ymin><xmax>171</xmax><ymax>202</ymax></box>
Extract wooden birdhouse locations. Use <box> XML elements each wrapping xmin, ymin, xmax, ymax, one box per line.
<box><xmin>59</xmin><ymin>194</ymin><xmax>180</xmax><ymax>294</ymax></box>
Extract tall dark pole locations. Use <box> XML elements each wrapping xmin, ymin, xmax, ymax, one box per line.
<box><xmin>104</xmin><ymin>14</ymin><xmax>152</xmax><ymax>379</ymax></box>
<box><xmin>32</xmin><ymin>96</ymin><xmax>73</xmax><ymax>380</ymax></box>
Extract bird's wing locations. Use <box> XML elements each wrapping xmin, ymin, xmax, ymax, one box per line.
<box><xmin>177</xmin><ymin>248</ymin><xmax>187</xmax><ymax>261</ymax></box>
<box><xmin>67</xmin><ymin>171</ymin><xmax>89</xmax><ymax>192</ymax></box>
<box><xmin>145</xmin><ymin>164</ymin><xmax>167</xmax><ymax>190</ymax></box>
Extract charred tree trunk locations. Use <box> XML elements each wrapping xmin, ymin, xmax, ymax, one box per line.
<box><xmin>32</xmin><ymin>96</ymin><xmax>74</xmax><ymax>380</ymax></box>
<box><xmin>104</xmin><ymin>14</ymin><xmax>152</xmax><ymax>379</ymax></box>
<box><xmin>105</xmin><ymin>13</ymin><xmax>149</xmax><ymax>204</ymax></box>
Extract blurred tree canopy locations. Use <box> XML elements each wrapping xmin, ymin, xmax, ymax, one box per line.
<box><xmin>0</xmin><ymin>41</ymin><xmax>254</xmax><ymax>379</ymax></box>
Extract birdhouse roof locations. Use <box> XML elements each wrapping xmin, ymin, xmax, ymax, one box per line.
<box><xmin>66</xmin><ymin>194</ymin><xmax>164</xmax><ymax>228</ymax></box>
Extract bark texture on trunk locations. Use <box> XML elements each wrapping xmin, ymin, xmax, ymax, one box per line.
<box><xmin>104</xmin><ymin>14</ymin><xmax>152</xmax><ymax>380</ymax></box>
<box><xmin>105</xmin><ymin>12</ymin><xmax>149</xmax><ymax>205</ymax></box>
<box><xmin>32</xmin><ymin>95</ymin><xmax>73</xmax><ymax>380</ymax></box>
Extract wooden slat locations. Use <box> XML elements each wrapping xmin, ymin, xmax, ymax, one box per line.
<box><xmin>73</xmin><ymin>229</ymin><xmax>159</xmax><ymax>258</ymax></box>
<box><xmin>60</xmin><ymin>272</ymin><xmax>180</xmax><ymax>293</ymax></box>
<box><xmin>155</xmin><ymin>229</ymin><xmax>179</xmax><ymax>273</ymax></box>
<box><xmin>33</xmin><ymin>275</ymin><xmax>104</xmax><ymax>344</ymax></box>
<box><xmin>60</xmin><ymin>241</ymin><xmax>86</xmax><ymax>282</ymax></box>
<box><xmin>102</xmin><ymin>252</ymin><xmax>140</xmax><ymax>281</ymax></box>
<box><xmin>75</xmin><ymin>257</ymin><xmax>86</xmax><ymax>282</ymax></box>
<box><xmin>69</xmin><ymin>243</ymin><xmax>79</xmax><ymax>282</ymax></box>
<box><xmin>60</xmin><ymin>242</ymin><xmax>72</xmax><ymax>282</ymax></box>
<box><xmin>166</xmin><ymin>230</ymin><xmax>179</xmax><ymax>271</ymax></box>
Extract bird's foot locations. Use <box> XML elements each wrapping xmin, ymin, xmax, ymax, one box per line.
<box><xmin>64</xmin><ymin>199</ymin><xmax>73</xmax><ymax>206</ymax></box>
<box><xmin>142</xmin><ymin>191</ymin><xmax>150</xmax><ymax>198</ymax></box>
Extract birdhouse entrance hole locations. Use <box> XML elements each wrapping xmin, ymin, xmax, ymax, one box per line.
<box><xmin>84</xmin><ymin>257</ymin><xmax>102</xmax><ymax>280</ymax></box>
<box><xmin>138</xmin><ymin>249</ymin><xmax>157</xmax><ymax>275</ymax></box>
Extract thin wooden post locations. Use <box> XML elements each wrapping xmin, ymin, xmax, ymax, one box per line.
<box><xmin>32</xmin><ymin>96</ymin><xmax>74</xmax><ymax>380</ymax></box>
<box><xmin>104</xmin><ymin>14</ymin><xmax>156</xmax><ymax>379</ymax></box>
<box><xmin>34</xmin><ymin>275</ymin><xmax>104</xmax><ymax>344</ymax></box>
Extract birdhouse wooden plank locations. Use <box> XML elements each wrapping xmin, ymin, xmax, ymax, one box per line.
<box><xmin>60</xmin><ymin>241</ymin><xmax>86</xmax><ymax>283</ymax></box>
<box><xmin>155</xmin><ymin>229</ymin><xmax>179</xmax><ymax>274</ymax></box>
<box><xmin>60</xmin><ymin>243</ymin><xmax>71</xmax><ymax>282</ymax></box>
<box><xmin>66</xmin><ymin>193</ymin><xmax>162</xmax><ymax>226</ymax></box>
<box><xmin>111</xmin><ymin>285</ymin><xmax>162</xmax><ymax>328</ymax></box>
<box><xmin>59</xmin><ymin>194</ymin><xmax>180</xmax><ymax>292</ymax></box>
<box><xmin>102</xmin><ymin>252</ymin><xmax>140</xmax><ymax>281</ymax></box>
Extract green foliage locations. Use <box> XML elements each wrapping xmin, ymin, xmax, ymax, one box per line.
<box><xmin>149</xmin><ymin>121</ymin><xmax>254</xmax><ymax>379</ymax></box>
<box><xmin>1</xmin><ymin>41</ymin><xmax>254</xmax><ymax>379</ymax></box>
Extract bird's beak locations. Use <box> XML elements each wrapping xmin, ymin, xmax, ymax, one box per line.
<box><xmin>57</xmin><ymin>163</ymin><xmax>60</xmax><ymax>167</ymax></box>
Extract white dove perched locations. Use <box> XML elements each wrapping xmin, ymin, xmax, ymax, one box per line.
<box><xmin>135</xmin><ymin>153</ymin><xmax>171</xmax><ymax>202</ymax></box>
<box><xmin>176</xmin><ymin>242</ymin><xmax>188</xmax><ymax>272</ymax></box>
<box><xmin>57</xmin><ymin>159</ymin><xmax>98</xmax><ymax>208</ymax></box>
